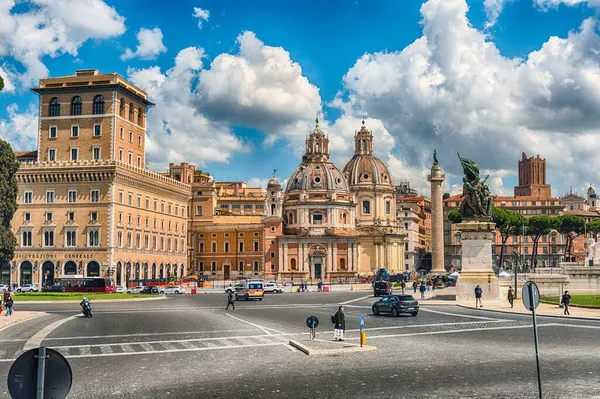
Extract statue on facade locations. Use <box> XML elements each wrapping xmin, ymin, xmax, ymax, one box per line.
<box><xmin>457</xmin><ymin>152</ymin><xmax>493</xmax><ymax>220</ymax></box>
<box><xmin>433</xmin><ymin>150</ymin><xmax>438</xmax><ymax>164</ymax></box>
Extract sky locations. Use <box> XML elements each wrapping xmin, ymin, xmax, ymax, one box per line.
<box><xmin>1</xmin><ymin>0</ymin><xmax>600</xmax><ymax>198</ymax></box>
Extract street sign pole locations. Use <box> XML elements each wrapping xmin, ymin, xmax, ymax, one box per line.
<box><xmin>36</xmin><ymin>346</ymin><xmax>47</xmax><ymax>399</ymax></box>
<box><xmin>523</xmin><ymin>281</ymin><xmax>543</xmax><ymax>399</ymax></box>
<box><xmin>529</xmin><ymin>286</ymin><xmax>542</xmax><ymax>399</ymax></box>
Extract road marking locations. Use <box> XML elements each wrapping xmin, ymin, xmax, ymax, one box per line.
<box><xmin>225</xmin><ymin>314</ymin><xmax>285</xmax><ymax>335</ymax></box>
<box><xmin>419</xmin><ymin>307</ymin><xmax>499</xmax><ymax>320</ymax></box>
<box><xmin>339</xmin><ymin>295</ymin><xmax>372</xmax><ymax>305</ymax></box>
<box><xmin>121</xmin><ymin>344</ymin><xmax>134</xmax><ymax>353</ymax></box>
<box><xmin>79</xmin><ymin>346</ymin><xmax>91</xmax><ymax>356</ymax></box>
<box><xmin>341</xmin><ymin>320</ymin><xmax>509</xmax><ymax>333</ymax></box>
<box><xmin>100</xmin><ymin>346</ymin><xmax>113</xmax><ymax>355</ymax></box>
<box><xmin>23</xmin><ymin>314</ymin><xmax>78</xmax><ymax>351</ymax></box>
<box><xmin>555</xmin><ymin>324</ymin><xmax>600</xmax><ymax>329</ymax></box>
<box><xmin>343</xmin><ymin>323</ymin><xmax>561</xmax><ymax>340</ymax></box>
<box><xmin>41</xmin><ymin>328</ymin><xmax>260</xmax><ymax>341</ymax></box>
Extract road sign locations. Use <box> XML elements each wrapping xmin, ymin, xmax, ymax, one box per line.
<box><xmin>359</xmin><ymin>315</ymin><xmax>365</xmax><ymax>330</ymax></box>
<box><xmin>8</xmin><ymin>347</ymin><xmax>72</xmax><ymax>399</ymax></box>
<box><xmin>306</xmin><ymin>315</ymin><xmax>319</xmax><ymax>329</ymax></box>
<box><xmin>522</xmin><ymin>281</ymin><xmax>540</xmax><ymax>311</ymax></box>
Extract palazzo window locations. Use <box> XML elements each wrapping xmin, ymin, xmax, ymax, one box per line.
<box><xmin>44</xmin><ymin>231</ymin><xmax>55</xmax><ymax>247</ymax></box>
<box><xmin>93</xmin><ymin>95</ymin><xmax>105</xmax><ymax>114</ymax></box>
<box><xmin>66</xmin><ymin>231</ymin><xmax>77</xmax><ymax>247</ymax></box>
<box><xmin>88</xmin><ymin>230</ymin><xmax>100</xmax><ymax>247</ymax></box>
<box><xmin>312</xmin><ymin>214</ymin><xmax>323</xmax><ymax>225</ymax></box>
<box><xmin>362</xmin><ymin>200</ymin><xmax>371</xmax><ymax>215</ymax></box>
<box><xmin>22</xmin><ymin>231</ymin><xmax>32</xmax><ymax>247</ymax></box>
<box><xmin>49</xmin><ymin>97</ymin><xmax>61</xmax><ymax>117</ymax></box>
<box><xmin>71</xmin><ymin>96</ymin><xmax>82</xmax><ymax>115</ymax></box>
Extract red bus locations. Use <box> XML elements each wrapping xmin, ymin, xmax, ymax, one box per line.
<box><xmin>56</xmin><ymin>275</ymin><xmax>116</xmax><ymax>293</ymax></box>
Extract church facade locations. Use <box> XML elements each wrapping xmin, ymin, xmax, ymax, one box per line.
<box><xmin>276</xmin><ymin>120</ymin><xmax>404</xmax><ymax>280</ymax></box>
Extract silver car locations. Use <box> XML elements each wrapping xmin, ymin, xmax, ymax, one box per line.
<box><xmin>17</xmin><ymin>284</ymin><xmax>39</xmax><ymax>293</ymax></box>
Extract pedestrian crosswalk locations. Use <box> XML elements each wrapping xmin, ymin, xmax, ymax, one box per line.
<box><xmin>47</xmin><ymin>334</ymin><xmax>288</xmax><ymax>359</ymax></box>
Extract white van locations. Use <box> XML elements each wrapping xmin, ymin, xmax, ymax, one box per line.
<box><xmin>235</xmin><ymin>280</ymin><xmax>264</xmax><ymax>301</ymax></box>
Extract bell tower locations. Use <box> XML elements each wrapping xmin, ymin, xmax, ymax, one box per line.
<box><xmin>302</xmin><ymin>118</ymin><xmax>330</xmax><ymax>163</ymax></box>
<box><xmin>354</xmin><ymin>120</ymin><xmax>373</xmax><ymax>156</ymax></box>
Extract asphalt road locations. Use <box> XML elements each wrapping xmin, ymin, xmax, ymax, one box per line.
<box><xmin>1</xmin><ymin>292</ymin><xmax>600</xmax><ymax>399</ymax></box>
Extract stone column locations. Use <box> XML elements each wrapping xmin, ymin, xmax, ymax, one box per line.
<box><xmin>299</xmin><ymin>243</ymin><xmax>304</xmax><ymax>272</ymax></box>
<box><xmin>428</xmin><ymin>161</ymin><xmax>446</xmax><ymax>274</ymax></box>
<box><xmin>332</xmin><ymin>245</ymin><xmax>338</xmax><ymax>272</ymax></box>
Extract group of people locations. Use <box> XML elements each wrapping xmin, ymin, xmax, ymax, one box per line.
<box><xmin>0</xmin><ymin>295</ymin><xmax>14</xmax><ymax>316</ymax></box>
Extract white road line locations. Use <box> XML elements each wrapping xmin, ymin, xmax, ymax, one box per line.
<box><xmin>225</xmin><ymin>314</ymin><xmax>285</xmax><ymax>335</ymax></box>
<box><xmin>342</xmin><ymin>320</ymin><xmax>509</xmax><ymax>333</ymax></box>
<box><xmin>42</xmin><ymin>329</ymin><xmax>259</xmax><ymax>341</ymax></box>
<box><xmin>139</xmin><ymin>343</ymin><xmax>154</xmax><ymax>352</ymax></box>
<box><xmin>78</xmin><ymin>346</ymin><xmax>91</xmax><ymax>356</ymax></box>
<box><xmin>179</xmin><ymin>341</ymin><xmax>198</xmax><ymax>350</ymax></box>
<box><xmin>419</xmin><ymin>307</ymin><xmax>499</xmax><ymax>321</ymax></box>
<box><xmin>160</xmin><ymin>342</ymin><xmax>179</xmax><ymax>351</ymax></box>
<box><xmin>49</xmin><ymin>333</ymin><xmax>279</xmax><ymax>350</ymax></box>
<box><xmin>100</xmin><ymin>346</ymin><xmax>113</xmax><ymax>355</ymax></box>
<box><xmin>555</xmin><ymin>324</ymin><xmax>600</xmax><ymax>329</ymax></box>
<box><xmin>23</xmin><ymin>314</ymin><xmax>79</xmax><ymax>351</ymax></box>
<box><xmin>339</xmin><ymin>295</ymin><xmax>372</xmax><ymax>305</ymax></box>
<box><xmin>345</xmin><ymin>323</ymin><xmax>561</xmax><ymax>340</ymax></box>
<box><xmin>121</xmin><ymin>344</ymin><xmax>135</xmax><ymax>353</ymax></box>
<box><xmin>0</xmin><ymin>341</ymin><xmax>284</xmax><ymax>362</ymax></box>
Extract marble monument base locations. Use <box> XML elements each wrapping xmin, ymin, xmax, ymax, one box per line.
<box><xmin>455</xmin><ymin>220</ymin><xmax>500</xmax><ymax>302</ymax></box>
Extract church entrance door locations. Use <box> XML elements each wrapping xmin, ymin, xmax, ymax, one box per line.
<box><xmin>314</xmin><ymin>263</ymin><xmax>322</xmax><ymax>279</ymax></box>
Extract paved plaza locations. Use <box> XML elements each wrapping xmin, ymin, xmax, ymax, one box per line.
<box><xmin>0</xmin><ymin>292</ymin><xmax>599</xmax><ymax>398</ymax></box>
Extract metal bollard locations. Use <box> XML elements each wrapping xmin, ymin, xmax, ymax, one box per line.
<box><xmin>360</xmin><ymin>331</ymin><xmax>366</xmax><ymax>346</ymax></box>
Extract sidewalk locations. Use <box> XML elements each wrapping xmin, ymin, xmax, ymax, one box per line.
<box><xmin>0</xmin><ymin>311</ymin><xmax>46</xmax><ymax>331</ymax></box>
<box><xmin>456</xmin><ymin>301</ymin><xmax>600</xmax><ymax>320</ymax></box>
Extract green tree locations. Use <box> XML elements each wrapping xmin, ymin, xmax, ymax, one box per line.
<box><xmin>492</xmin><ymin>207</ymin><xmax>524</xmax><ymax>270</ymax></box>
<box><xmin>0</xmin><ymin>139</ymin><xmax>19</xmax><ymax>272</ymax></box>
<box><xmin>442</xmin><ymin>192</ymin><xmax>450</xmax><ymax>200</ymax></box>
<box><xmin>0</xmin><ymin>75</ymin><xmax>4</xmax><ymax>91</ymax></box>
<box><xmin>448</xmin><ymin>207</ymin><xmax>462</xmax><ymax>224</ymax></box>
<box><xmin>555</xmin><ymin>214</ymin><xmax>585</xmax><ymax>261</ymax></box>
<box><xmin>587</xmin><ymin>219</ymin><xmax>600</xmax><ymax>238</ymax></box>
<box><xmin>525</xmin><ymin>215</ymin><xmax>554</xmax><ymax>268</ymax></box>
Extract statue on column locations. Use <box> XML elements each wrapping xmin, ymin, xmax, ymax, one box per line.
<box><xmin>457</xmin><ymin>153</ymin><xmax>492</xmax><ymax>220</ymax></box>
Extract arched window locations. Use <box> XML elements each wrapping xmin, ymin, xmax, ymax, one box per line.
<box><xmin>70</xmin><ymin>96</ymin><xmax>82</xmax><ymax>115</ymax></box>
<box><xmin>174</xmin><ymin>264</ymin><xmax>178</xmax><ymax>278</ymax></box>
<box><xmin>339</xmin><ymin>258</ymin><xmax>346</xmax><ymax>271</ymax></box>
<box><xmin>93</xmin><ymin>95</ymin><xmax>105</xmax><ymax>114</ymax></box>
<box><xmin>159</xmin><ymin>263</ymin><xmax>164</xmax><ymax>280</ymax></box>
<box><xmin>116</xmin><ymin>261</ymin><xmax>122</xmax><ymax>285</ymax></box>
<box><xmin>143</xmin><ymin>263</ymin><xmax>149</xmax><ymax>280</ymax></box>
<box><xmin>87</xmin><ymin>261</ymin><xmax>100</xmax><ymax>277</ymax></box>
<box><xmin>290</xmin><ymin>258</ymin><xmax>297</xmax><ymax>270</ymax></box>
<box><xmin>180</xmin><ymin>265</ymin><xmax>184</xmax><ymax>277</ymax></box>
<box><xmin>386</xmin><ymin>201</ymin><xmax>391</xmax><ymax>215</ymax></box>
<box><xmin>129</xmin><ymin>103</ymin><xmax>134</xmax><ymax>121</ymax></box>
<box><xmin>152</xmin><ymin>263</ymin><xmax>157</xmax><ymax>280</ymax></box>
<box><xmin>64</xmin><ymin>261</ymin><xmax>77</xmax><ymax>275</ymax></box>
<box><xmin>126</xmin><ymin>262</ymin><xmax>132</xmax><ymax>282</ymax></box>
<box><xmin>42</xmin><ymin>261</ymin><xmax>55</xmax><ymax>286</ymax></box>
<box><xmin>20</xmin><ymin>261</ymin><xmax>33</xmax><ymax>285</ymax></box>
<box><xmin>342</xmin><ymin>213</ymin><xmax>347</xmax><ymax>224</ymax></box>
<box><xmin>166</xmin><ymin>264</ymin><xmax>171</xmax><ymax>276</ymax></box>
<box><xmin>138</xmin><ymin>107</ymin><xmax>144</xmax><ymax>127</ymax></box>
<box><xmin>119</xmin><ymin>98</ymin><xmax>125</xmax><ymax>117</ymax></box>
<box><xmin>49</xmin><ymin>97</ymin><xmax>61</xmax><ymax>117</ymax></box>
<box><xmin>22</xmin><ymin>231</ymin><xmax>32</xmax><ymax>246</ymax></box>
<box><xmin>135</xmin><ymin>262</ymin><xmax>140</xmax><ymax>280</ymax></box>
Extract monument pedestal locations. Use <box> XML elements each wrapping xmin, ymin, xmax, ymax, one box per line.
<box><xmin>455</xmin><ymin>220</ymin><xmax>500</xmax><ymax>302</ymax></box>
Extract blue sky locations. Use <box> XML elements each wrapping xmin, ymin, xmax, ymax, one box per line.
<box><xmin>2</xmin><ymin>0</ymin><xmax>600</xmax><ymax>198</ymax></box>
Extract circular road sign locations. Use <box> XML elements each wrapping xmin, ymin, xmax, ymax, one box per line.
<box><xmin>522</xmin><ymin>281</ymin><xmax>540</xmax><ymax>312</ymax></box>
<box><xmin>8</xmin><ymin>348</ymin><xmax>72</xmax><ymax>399</ymax></box>
<box><xmin>306</xmin><ymin>316</ymin><xmax>319</xmax><ymax>329</ymax></box>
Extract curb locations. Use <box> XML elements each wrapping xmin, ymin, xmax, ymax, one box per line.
<box><xmin>0</xmin><ymin>312</ymin><xmax>47</xmax><ymax>332</ymax></box>
<box><xmin>289</xmin><ymin>339</ymin><xmax>377</xmax><ymax>355</ymax></box>
<box><xmin>455</xmin><ymin>304</ymin><xmax>600</xmax><ymax>321</ymax></box>
<box><xmin>539</xmin><ymin>300</ymin><xmax>600</xmax><ymax>310</ymax></box>
<box><xmin>13</xmin><ymin>296</ymin><xmax>168</xmax><ymax>304</ymax></box>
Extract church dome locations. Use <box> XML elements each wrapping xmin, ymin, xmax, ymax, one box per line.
<box><xmin>342</xmin><ymin>121</ymin><xmax>394</xmax><ymax>187</ymax></box>
<box><xmin>286</xmin><ymin>162</ymin><xmax>349</xmax><ymax>193</ymax></box>
<box><xmin>267</xmin><ymin>176</ymin><xmax>281</xmax><ymax>190</ymax></box>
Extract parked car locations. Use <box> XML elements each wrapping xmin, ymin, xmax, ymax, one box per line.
<box><xmin>140</xmin><ymin>286</ymin><xmax>159</xmax><ymax>294</ymax></box>
<box><xmin>373</xmin><ymin>281</ymin><xmax>392</xmax><ymax>297</ymax></box>
<box><xmin>0</xmin><ymin>284</ymin><xmax>9</xmax><ymax>292</ymax></box>
<box><xmin>263</xmin><ymin>283</ymin><xmax>283</xmax><ymax>293</ymax></box>
<box><xmin>225</xmin><ymin>283</ymin><xmax>244</xmax><ymax>294</ymax></box>
<box><xmin>126</xmin><ymin>286</ymin><xmax>144</xmax><ymax>294</ymax></box>
<box><xmin>161</xmin><ymin>285</ymin><xmax>185</xmax><ymax>295</ymax></box>
<box><xmin>372</xmin><ymin>295</ymin><xmax>419</xmax><ymax>317</ymax></box>
<box><xmin>42</xmin><ymin>285</ymin><xmax>66</xmax><ymax>292</ymax></box>
<box><xmin>17</xmin><ymin>284</ymin><xmax>40</xmax><ymax>293</ymax></box>
<box><xmin>115</xmin><ymin>285</ymin><xmax>124</xmax><ymax>293</ymax></box>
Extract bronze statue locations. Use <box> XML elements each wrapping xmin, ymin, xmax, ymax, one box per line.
<box><xmin>457</xmin><ymin>152</ymin><xmax>492</xmax><ymax>220</ymax></box>
<box><xmin>433</xmin><ymin>150</ymin><xmax>438</xmax><ymax>164</ymax></box>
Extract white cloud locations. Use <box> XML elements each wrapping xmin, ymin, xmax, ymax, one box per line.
<box><xmin>0</xmin><ymin>104</ymin><xmax>38</xmax><ymax>151</ymax></box>
<box><xmin>193</xmin><ymin>7</ymin><xmax>210</xmax><ymax>29</ymax></box>
<box><xmin>128</xmin><ymin>47</ymin><xmax>245</xmax><ymax>171</ymax></box>
<box><xmin>197</xmin><ymin>31</ymin><xmax>321</xmax><ymax>140</ymax></box>
<box><xmin>534</xmin><ymin>0</ymin><xmax>600</xmax><ymax>8</ymax></box>
<box><xmin>335</xmin><ymin>0</ymin><xmax>600</xmax><ymax>196</ymax></box>
<box><xmin>483</xmin><ymin>0</ymin><xmax>515</xmax><ymax>28</ymax></box>
<box><xmin>0</xmin><ymin>0</ymin><xmax>125</xmax><ymax>88</ymax></box>
<box><xmin>0</xmin><ymin>65</ymin><xmax>16</xmax><ymax>93</ymax></box>
<box><xmin>121</xmin><ymin>27</ymin><xmax>167</xmax><ymax>61</ymax></box>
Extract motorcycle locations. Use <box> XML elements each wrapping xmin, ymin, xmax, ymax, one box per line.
<box><xmin>81</xmin><ymin>301</ymin><xmax>92</xmax><ymax>318</ymax></box>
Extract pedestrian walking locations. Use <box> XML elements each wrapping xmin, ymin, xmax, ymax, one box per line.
<box><xmin>332</xmin><ymin>306</ymin><xmax>346</xmax><ymax>341</ymax></box>
<box><xmin>5</xmin><ymin>295</ymin><xmax>14</xmax><ymax>316</ymax></box>
<box><xmin>401</xmin><ymin>281</ymin><xmax>406</xmax><ymax>294</ymax></box>
<box><xmin>318</xmin><ymin>280</ymin><xmax>323</xmax><ymax>292</ymax></box>
<box><xmin>413</xmin><ymin>281</ymin><xmax>418</xmax><ymax>294</ymax></box>
<box><xmin>0</xmin><ymin>296</ymin><xmax>3</xmax><ymax>315</ymax></box>
<box><xmin>474</xmin><ymin>285</ymin><xmax>483</xmax><ymax>308</ymax></box>
<box><xmin>226</xmin><ymin>291</ymin><xmax>235</xmax><ymax>310</ymax></box>
<box><xmin>432</xmin><ymin>280</ymin><xmax>436</xmax><ymax>291</ymax></box>
<box><xmin>426</xmin><ymin>279</ymin><xmax>431</xmax><ymax>292</ymax></box>
<box><xmin>419</xmin><ymin>283</ymin><xmax>426</xmax><ymax>300</ymax></box>
<box><xmin>561</xmin><ymin>291</ymin><xmax>571</xmax><ymax>315</ymax></box>
<box><xmin>507</xmin><ymin>286</ymin><xmax>515</xmax><ymax>308</ymax></box>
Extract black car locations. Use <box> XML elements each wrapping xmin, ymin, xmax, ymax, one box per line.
<box><xmin>42</xmin><ymin>285</ymin><xmax>66</xmax><ymax>292</ymax></box>
<box><xmin>373</xmin><ymin>281</ymin><xmax>392</xmax><ymax>297</ymax></box>
<box><xmin>140</xmin><ymin>286</ymin><xmax>159</xmax><ymax>294</ymax></box>
<box><xmin>372</xmin><ymin>295</ymin><xmax>419</xmax><ymax>317</ymax></box>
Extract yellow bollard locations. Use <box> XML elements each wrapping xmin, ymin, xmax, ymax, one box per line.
<box><xmin>360</xmin><ymin>331</ymin><xmax>367</xmax><ymax>346</ymax></box>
